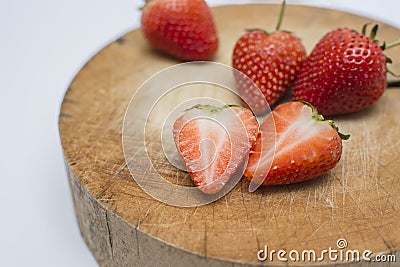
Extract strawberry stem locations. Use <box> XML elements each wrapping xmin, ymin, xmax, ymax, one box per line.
<box><xmin>387</xmin><ymin>70</ymin><xmax>400</xmax><ymax>77</ymax></box>
<box><xmin>275</xmin><ymin>0</ymin><xmax>286</xmax><ymax>31</ymax></box>
<box><xmin>386</xmin><ymin>39</ymin><xmax>400</xmax><ymax>50</ymax></box>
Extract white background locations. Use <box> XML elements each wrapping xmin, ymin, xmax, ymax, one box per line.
<box><xmin>1</xmin><ymin>1</ymin><xmax>399</xmax><ymax>266</ymax></box>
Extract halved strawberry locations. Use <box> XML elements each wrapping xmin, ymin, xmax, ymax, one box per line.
<box><xmin>245</xmin><ymin>102</ymin><xmax>349</xmax><ymax>188</ymax></box>
<box><xmin>173</xmin><ymin>104</ymin><xmax>259</xmax><ymax>194</ymax></box>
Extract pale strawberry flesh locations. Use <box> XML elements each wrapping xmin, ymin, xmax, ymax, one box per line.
<box><xmin>174</xmin><ymin>106</ymin><xmax>259</xmax><ymax>194</ymax></box>
<box><xmin>245</xmin><ymin>102</ymin><xmax>343</xmax><ymax>186</ymax></box>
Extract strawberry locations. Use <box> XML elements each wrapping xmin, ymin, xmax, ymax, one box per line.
<box><xmin>293</xmin><ymin>26</ymin><xmax>391</xmax><ymax>116</ymax></box>
<box><xmin>232</xmin><ymin>1</ymin><xmax>306</xmax><ymax>110</ymax></box>
<box><xmin>245</xmin><ymin>102</ymin><xmax>349</xmax><ymax>189</ymax></box>
<box><xmin>173</xmin><ymin>105</ymin><xmax>259</xmax><ymax>194</ymax></box>
<box><xmin>141</xmin><ymin>0</ymin><xmax>218</xmax><ymax>61</ymax></box>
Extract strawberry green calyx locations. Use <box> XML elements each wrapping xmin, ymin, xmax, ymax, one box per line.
<box><xmin>245</xmin><ymin>28</ymin><xmax>269</xmax><ymax>34</ymax></box>
<box><xmin>369</xmin><ymin>24</ymin><xmax>379</xmax><ymax>39</ymax></box>
<box><xmin>362</xmin><ymin>23</ymin><xmax>400</xmax><ymax>50</ymax></box>
<box><xmin>385</xmin><ymin>39</ymin><xmax>400</xmax><ymax>75</ymax></box>
<box><xmin>329</xmin><ymin>122</ymin><xmax>351</xmax><ymax>140</ymax></box>
<box><xmin>361</xmin><ymin>23</ymin><xmax>370</xmax><ymax>36</ymax></box>
<box><xmin>303</xmin><ymin>102</ymin><xmax>350</xmax><ymax>140</ymax></box>
<box><xmin>337</xmin><ymin>130</ymin><xmax>351</xmax><ymax>140</ymax></box>
<box><xmin>361</xmin><ymin>24</ymin><xmax>384</xmax><ymax>48</ymax></box>
<box><xmin>360</xmin><ymin>24</ymin><xmax>400</xmax><ymax>65</ymax></box>
<box><xmin>186</xmin><ymin>104</ymin><xmax>239</xmax><ymax>113</ymax></box>
<box><xmin>361</xmin><ymin>23</ymin><xmax>378</xmax><ymax>40</ymax></box>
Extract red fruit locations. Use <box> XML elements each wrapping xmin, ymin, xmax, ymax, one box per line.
<box><xmin>245</xmin><ymin>102</ymin><xmax>349</xmax><ymax>187</ymax></box>
<box><xmin>233</xmin><ymin>31</ymin><xmax>306</xmax><ymax>109</ymax></box>
<box><xmin>141</xmin><ymin>0</ymin><xmax>218</xmax><ymax>61</ymax></box>
<box><xmin>293</xmin><ymin>27</ymin><xmax>388</xmax><ymax>116</ymax></box>
<box><xmin>173</xmin><ymin>105</ymin><xmax>259</xmax><ymax>194</ymax></box>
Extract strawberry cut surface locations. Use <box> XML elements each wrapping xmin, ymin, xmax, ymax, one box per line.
<box><xmin>173</xmin><ymin>105</ymin><xmax>259</xmax><ymax>194</ymax></box>
<box><xmin>245</xmin><ymin>102</ymin><xmax>346</xmax><ymax>186</ymax></box>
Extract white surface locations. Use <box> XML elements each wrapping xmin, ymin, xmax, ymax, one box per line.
<box><xmin>0</xmin><ymin>1</ymin><xmax>399</xmax><ymax>266</ymax></box>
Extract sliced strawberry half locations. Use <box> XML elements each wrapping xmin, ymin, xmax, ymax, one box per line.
<box><xmin>173</xmin><ymin>104</ymin><xmax>259</xmax><ymax>194</ymax></box>
<box><xmin>245</xmin><ymin>102</ymin><xmax>349</xmax><ymax>188</ymax></box>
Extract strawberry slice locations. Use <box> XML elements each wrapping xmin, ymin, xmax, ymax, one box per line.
<box><xmin>173</xmin><ymin>104</ymin><xmax>259</xmax><ymax>194</ymax></box>
<box><xmin>245</xmin><ymin>102</ymin><xmax>349</xmax><ymax>189</ymax></box>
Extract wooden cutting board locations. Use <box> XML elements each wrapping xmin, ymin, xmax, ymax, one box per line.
<box><xmin>59</xmin><ymin>4</ymin><xmax>400</xmax><ymax>266</ymax></box>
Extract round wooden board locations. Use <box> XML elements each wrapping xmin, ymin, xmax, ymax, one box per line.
<box><xmin>59</xmin><ymin>4</ymin><xmax>400</xmax><ymax>266</ymax></box>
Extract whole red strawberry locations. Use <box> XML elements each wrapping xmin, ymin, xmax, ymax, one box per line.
<box><xmin>173</xmin><ymin>104</ymin><xmax>259</xmax><ymax>194</ymax></box>
<box><xmin>232</xmin><ymin>1</ymin><xmax>306</xmax><ymax>110</ymax></box>
<box><xmin>293</xmin><ymin>26</ymin><xmax>389</xmax><ymax>115</ymax></box>
<box><xmin>245</xmin><ymin>102</ymin><xmax>349</xmax><ymax>190</ymax></box>
<box><xmin>141</xmin><ymin>0</ymin><xmax>218</xmax><ymax>61</ymax></box>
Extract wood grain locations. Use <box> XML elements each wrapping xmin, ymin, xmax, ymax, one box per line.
<box><xmin>59</xmin><ymin>4</ymin><xmax>400</xmax><ymax>266</ymax></box>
